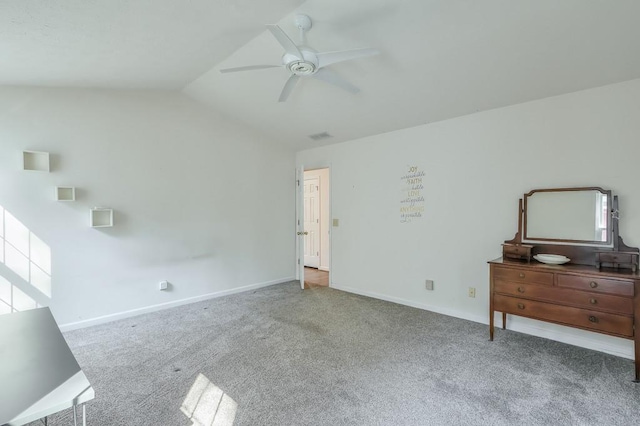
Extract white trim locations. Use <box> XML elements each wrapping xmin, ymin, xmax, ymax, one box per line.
<box><xmin>331</xmin><ymin>283</ymin><xmax>634</xmax><ymax>360</ymax></box>
<box><xmin>59</xmin><ymin>277</ymin><xmax>294</xmax><ymax>332</ymax></box>
<box><xmin>299</xmin><ymin>163</ymin><xmax>332</xmax><ymax>288</ymax></box>
<box><xmin>328</xmin><ymin>164</ymin><xmax>332</xmax><ymax>288</ymax></box>
<box><xmin>496</xmin><ymin>313</ymin><xmax>634</xmax><ymax>359</ymax></box>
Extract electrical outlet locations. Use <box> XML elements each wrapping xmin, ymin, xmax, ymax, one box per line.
<box><xmin>425</xmin><ymin>280</ymin><xmax>434</xmax><ymax>291</ymax></box>
<box><xmin>468</xmin><ymin>287</ymin><xmax>476</xmax><ymax>298</ymax></box>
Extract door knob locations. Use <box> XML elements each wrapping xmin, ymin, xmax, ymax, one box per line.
<box><xmin>296</xmin><ymin>231</ymin><xmax>309</xmax><ymax>235</ymax></box>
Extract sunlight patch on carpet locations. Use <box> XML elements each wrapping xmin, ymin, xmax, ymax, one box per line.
<box><xmin>181</xmin><ymin>373</ymin><xmax>237</xmax><ymax>426</ymax></box>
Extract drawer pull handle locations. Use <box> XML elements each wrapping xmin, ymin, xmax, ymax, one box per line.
<box><xmin>589</xmin><ymin>281</ymin><xmax>598</xmax><ymax>288</ymax></box>
<box><xmin>590</xmin><ymin>298</ymin><xmax>597</xmax><ymax>304</ymax></box>
<box><xmin>588</xmin><ymin>315</ymin><xmax>599</xmax><ymax>323</ymax></box>
<box><xmin>517</xmin><ymin>287</ymin><xmax>525</xmax><ymax>293</ymax></box>
<box><xmin>517</xmin><ymin>303</ymin><xmax>525</xmax><ymax>310</ymax></box>
<box><xmin>519</xmin><ymin>273</ymin><xmax>525</xmax><ymax>278</ymax></box>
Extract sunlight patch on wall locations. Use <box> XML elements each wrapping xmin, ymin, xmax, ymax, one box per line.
<box><xmin>0</xmin><ymin>275</ymin><xmax>40</xmax><ymax>314</ymax></box>
<box><xmin>0</xmin><ymin>204</ymin><xmax>51</xmax><ymax>314</ymax></box>
<box><xmin>0</xmin><ymin>275</ymin><xmax>10</xmax><ymax>315</ymax></box>
<box><xmin>29</xmin><ymin>232</ymin><xmax>52</xmax><ymax>297</ymax></box>
<box><xmin>181</xmin><ymin>373</ymin><xmax>237</xmax><ymax>426</ymax></box>
<box><xmin>0</xmin><ymin>206</ymin><xmax>3</xmax><ymax>262</ymax></box>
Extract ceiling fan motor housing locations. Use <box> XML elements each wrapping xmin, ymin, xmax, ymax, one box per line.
<box><xmin>283</xmin><ymin>50</ymin><xmax>319</xmax><ymax>76</ymax></box>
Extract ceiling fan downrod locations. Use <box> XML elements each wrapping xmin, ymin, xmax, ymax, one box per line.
<box><xmin>294</xmin><ymin>14</ymin><xmax>312</xmax><ymax>45</ymax></box>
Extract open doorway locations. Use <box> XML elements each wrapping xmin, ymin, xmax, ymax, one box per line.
<box><xmin>302</xmin><ymin>168</ymin><xmax>330</xmax><ymax>288</ymax></box>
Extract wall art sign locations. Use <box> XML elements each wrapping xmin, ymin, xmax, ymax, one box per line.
<box><xmin>400</xmin><ymin>165</ymin><xmax>425</xmax><ymax>223</ymax></box>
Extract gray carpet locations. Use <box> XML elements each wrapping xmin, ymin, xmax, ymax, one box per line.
<box><xmin>31</xmin><ymin>282</ymin><xmax>640</xmax><ymax>425</ymax></box>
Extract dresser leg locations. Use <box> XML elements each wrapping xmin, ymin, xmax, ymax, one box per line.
<box><xmin>635</xmin><ymin>280</ymin><xmax>639</xmax><ymax>382</ymax></box>
<box><xmin>502</xmin><ymin>312</ymin><xmax>506</xmax><ymax>330</ymax></box>
<box><xmin>489</xmin><ymin>309</ymin><xmax>494</xmax><ymax>341</ymax></box>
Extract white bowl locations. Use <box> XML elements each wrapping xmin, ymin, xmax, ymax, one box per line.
<box><xmin>534</xmin><ymin>254</ymin><xmax>570</xmax><ymax>265</ymax></box>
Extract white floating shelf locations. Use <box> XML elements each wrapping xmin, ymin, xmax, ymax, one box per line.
<box><xmin>90</xmin><ymin>208</ymin><xmax>113</xmax><ymax>228</ymax></box>
<box><xmin>55</xmin><ymin>186</ymin><xmax>76</xmax><ymax>202</ymax></box>
<box><xmin>23</xmin><ymin>151</ymin><xmax>50</xmax><ymax>172</ymax></box>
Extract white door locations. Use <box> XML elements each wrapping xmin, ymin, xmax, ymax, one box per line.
<box><xmin>304</xmin><ymin>177</ymin><xmax>320</xmax><ymax>268</ymax></box>
<box><xmin>295</xmin><ymin>167</ymin><xmax>305</xmax><ymax>289</ymax></box>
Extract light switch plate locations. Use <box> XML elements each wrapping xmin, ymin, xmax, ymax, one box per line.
<box><xmin>332</xmin><ymin>218</ymin><xmax>339</xmax><ymax>227</ymax></box>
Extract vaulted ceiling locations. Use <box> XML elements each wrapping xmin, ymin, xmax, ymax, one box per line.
<box><xmin>2</xmin><ymin>0</ymin><xmax>640</xmax><ymax>150</ymax></box>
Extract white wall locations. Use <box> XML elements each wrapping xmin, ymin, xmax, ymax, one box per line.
<box><xmin>297</xmin><ymin>79</ymin><xmax>640</xmax><ymax>359</ymax></box>
<box><xmin>303</xmin><ymin>168</ymin><xmax>330</xmax><ymax>271</ymax></box>
<box><xmin>0</xmin><ymin>87</ymin><xmax>295</xmax><ymax>327</ymax></box>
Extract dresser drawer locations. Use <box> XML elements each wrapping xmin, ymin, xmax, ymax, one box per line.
<box><xmin>502</xmin><ymin>244</ymin><xmax>533</xmax><ymax>261</ymax></box>
<box><xmin>493</xmin><ymin>266</ymin><xmax>553</xmax><ymax>286</ymax></box>
<box><xmin>596</xmin><ymin>252</ymin><xmax>636</xmax><ymax>264</ymax></box>
<box><xmin>502</xmin><ymin>244</ymin><xmax>532</xmax><ymax>256</ymax></box>
<box><xmin>494</xmin><ymin>281</ymin><xmax>633</xmax><ymax>315</ymax></box>
<box><xmin>494</xmin><ymin>294</ymin><xmax>634</xmax><ymax>337</ymax></box>
<box><xmin>556</xmin><ymin>274</ymin><xmax>634</xmax><ymax>297</ymax></box>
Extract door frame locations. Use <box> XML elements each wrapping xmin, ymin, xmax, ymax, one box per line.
<box><xmin>296</xmin><ymin>164</ymin><xmax>332</xmax><ymax>289</ymax></box>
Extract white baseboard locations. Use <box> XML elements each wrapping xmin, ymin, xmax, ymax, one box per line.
<box><xmin>59</xmin><ymin>277</ymin><xmax>295</xmax><ymax>332</ymax></box>
<box><xmin>318</xmin><ymin>266</ymin><xmax>330</xmax><ymax>272</ymax></box>
<box><xmin>331</xmin><ymin>283</ymin><xmax>487</xmax><ymax>323</ymax></box>
<box><xmin>500</xmin><ymin>315</ymin><xmax>633</xmax><ymax>359</ymax></box>
<box><xmin>331</xmin><ymin>283</ymin><xmax>634</xmax><ymax>360</ymax></box>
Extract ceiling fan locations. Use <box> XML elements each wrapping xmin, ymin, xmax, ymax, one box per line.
<box><xmin>219</xmin><ymin>14</ymin><xmax>380</xmax><ymax>102</ymax></box>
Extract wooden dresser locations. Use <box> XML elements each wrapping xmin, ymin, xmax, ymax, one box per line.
<box><xmin>494</xmin><ymin>187</ymin><xmax>640</xmax><ymax>380</ymax></box>
<box><xmin>489</xmin><ymin>257</ymin><xmax>640</xmax><ymax>381</ymax></box>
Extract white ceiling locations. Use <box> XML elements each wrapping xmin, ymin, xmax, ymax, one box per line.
<box><xmin>0</xmin><ymin>0</ymin><xmax>304</xmax><ymax>88</ymax></box>
<box><xmin>3</xmin><ymin>1</ymin><xmax>640</xmax><ymax>150</ymax></box>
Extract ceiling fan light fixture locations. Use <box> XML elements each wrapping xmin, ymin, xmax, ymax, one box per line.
<box><xmin>288</xmin><ymin>61</ymin><xmax>316</xmax><ymax>76</ymax></box>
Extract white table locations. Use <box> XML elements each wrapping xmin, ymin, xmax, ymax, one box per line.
<box><xmin>0</xmin><ymin>307</ymin><xmax>94</xmax><ymax>426</ymax></box>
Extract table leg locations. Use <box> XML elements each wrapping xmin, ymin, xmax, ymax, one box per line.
<box><xmin>73</xmin><ymin>405</ymin><xmax>78</xmax><ymax>426</ymax></box>
<box><xmin>83</xmin><ymin>404</ymin><xmax>86</xmax><ymax>426</ymax></box>
<box><xmin>502</xmin><ymin>312</ymin><xmax>506</xmax><ymax>330</ymax></box>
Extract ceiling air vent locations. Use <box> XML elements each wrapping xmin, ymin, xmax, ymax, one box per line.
<box><xmin>308</xmin><ymin>132</ymin><xmax>333</xmax><ymax>141</ymax></box>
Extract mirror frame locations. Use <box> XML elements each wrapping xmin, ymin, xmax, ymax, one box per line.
<box><xmin>523</xmin><ymin>187</ymin><xmax>612</xmax><ymax>246</ymax></box>
<box><xmin>504</xmin><ymin>186</ymin><xmax>638</xmax><ymax>268</ymax></box>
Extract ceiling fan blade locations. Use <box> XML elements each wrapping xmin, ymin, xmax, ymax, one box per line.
<box><xmin>220</xmin><ymin>65</ymin><xmax>280</xmax><ymax>73</ymax></box>
<box><xmin>266</xmin><ymin>24</ymin><xmax>303</xmax><ymax>59</ymax></box>
<box><xmin>279</xmin><ymin>75</ymin><xmax>300</xmax><ymax>102</ymax></box>
<box><xmin>316</xmin><ymin>48</ymin><xmax>380</xmax><ymax>68</ymax></box>
<box><xmin>312</xmin><ymin>68</ymin><xmax>360</xmax><ymax>94</ymax></box>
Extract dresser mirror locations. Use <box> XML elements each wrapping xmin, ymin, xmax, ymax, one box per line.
<box><xmin>523</xmin><ymin>187</ymin><xmax>612</xmax><ymax>246</ymax></box>
<box><xmin>504</xmin><ymin>186</ymin><xmax>639</xmax><ymax>269</ymax></box>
